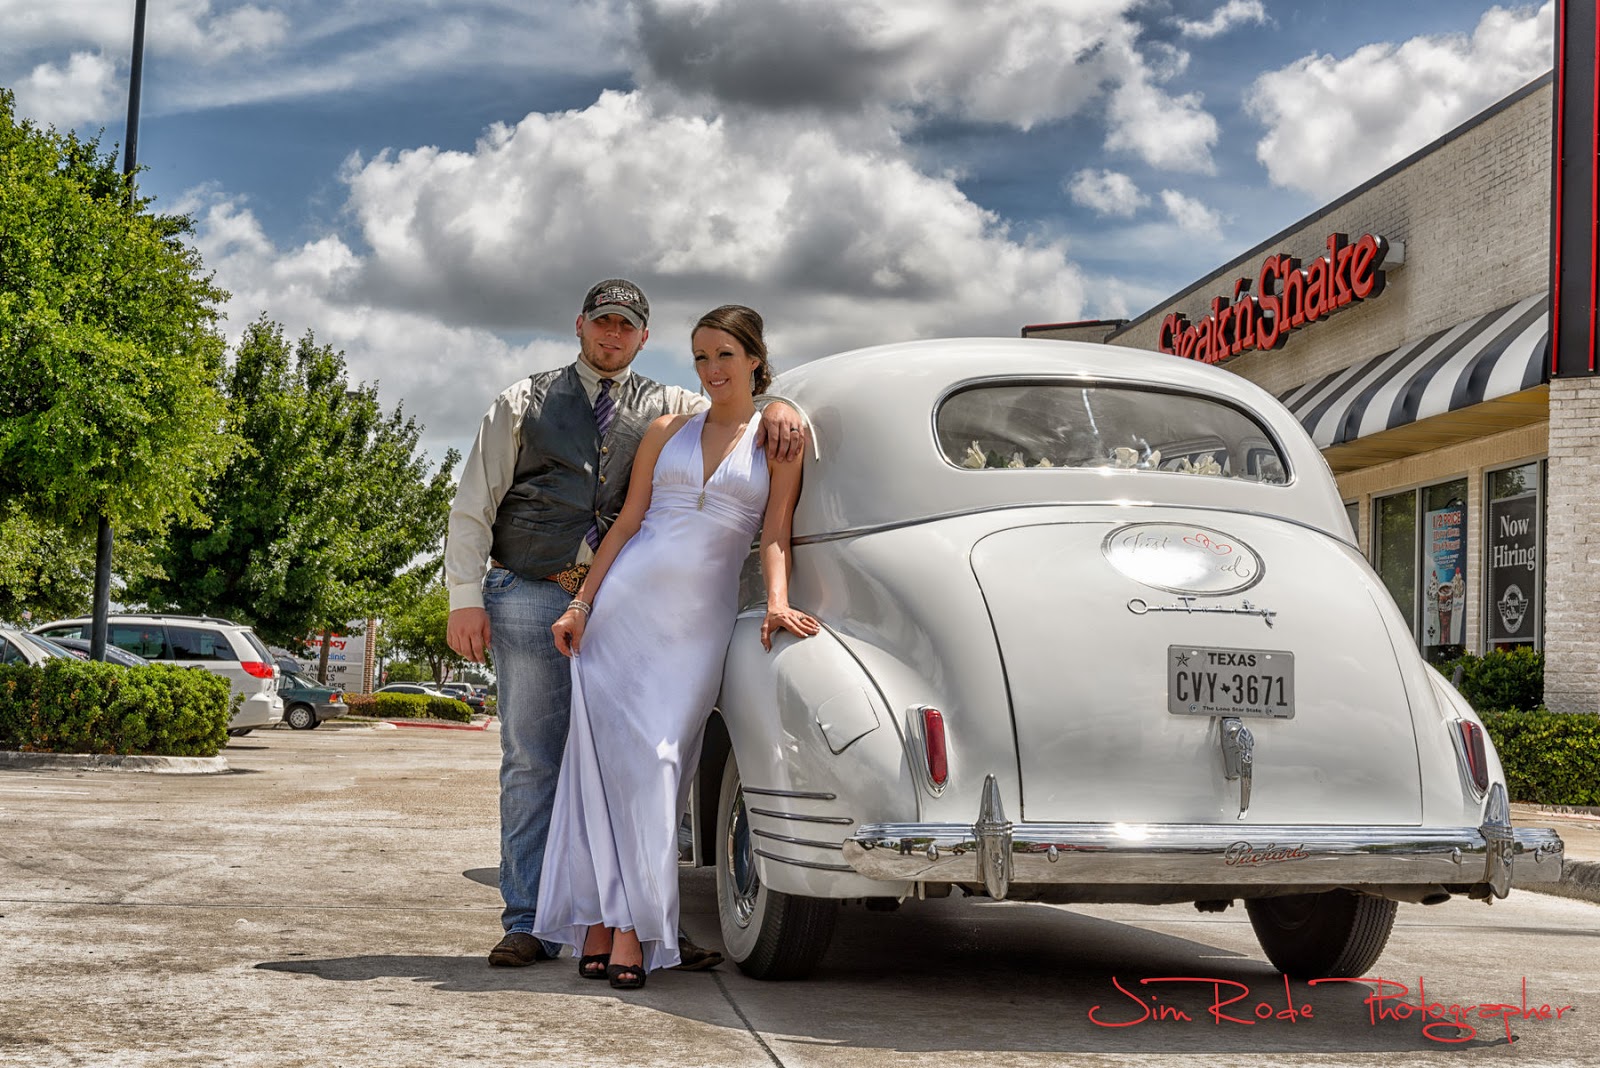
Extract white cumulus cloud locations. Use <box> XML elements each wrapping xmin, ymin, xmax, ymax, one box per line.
<box><xmin>1068</xmin><ymin>169</ymin><xmax>1150</xmax><ymax>217</ymax></box>
<box><xmin>1175</xmin><ymin>1</ymin><xmax>1269</xmax><ymax>39</ymax></box>
<box><xmin>332</xmin><ymin>91</ymin><xmax>1086</xmax><ymax>355</ymax></box>
<box><xmin>1160</xmin><ymin>189</ymin><xmax>1223</xmax><ymax>236</ymax></box>
<box><xmin>1106</xmin><ymin>70</ymin><xmax>1219</xmax><ymax>173</ymax></box>
<box><xmin>10</xmin><ymin>51</ymin><xmax>119</xmax><ymax>130</ymax></box>
<box><xmin>182</xmin><ymin>191</ymin><xmax>573</xmax><ymax>464</ymax></box>
<box><xmin>183</xmin><ymin>90</ymin><xmax>1092</xmax><ymax>456</ymax></box>
<box><xmin>1248</xmin><ymin>1</ymin><xmax>1553</xmax><ymax>199</ymax></box>
<box><xmin>633</xmin><ymin>0</ymin><xmax>1220</xmax><ymax>171</ymax></box>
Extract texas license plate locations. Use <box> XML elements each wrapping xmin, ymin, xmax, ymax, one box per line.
<box><xmin>1168</xmin><ymin>645</ymin><xmax>1295</xmax><ymax>719</ymax></box>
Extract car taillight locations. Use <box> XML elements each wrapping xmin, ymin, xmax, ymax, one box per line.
<box><xmin>922</xmin><ymin>707</ymin><xmax>948</xmax><ymax>787</ymax></box>
<box><xmin>1456</xmin><ymin>720</ymin><xmax>1489</xmax><ymax>792</ymax></box>
<box><xmin>331</xmin><ymin>693</ymin><xmax>344</xmax><ymax>703</ymax></box>
<box><xmin>241</xmin><ymin>660</ymin><xmax>273</xmax><ymax>679</ymax></box>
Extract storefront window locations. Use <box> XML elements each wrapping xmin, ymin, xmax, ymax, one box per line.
<box><xmin>1421</xmin><ymin>480</ymin><xmax>1467</xmax><ymax>665</ymax></box>
<box><xmin>1375</xmin><ymin>491</ymin><xmax>1416</xmax><ymax>633</ymax></box>
<box><xmin>1375</xmin><ymin>479</ymin><xmax>1467</xmax><ymax>664</ymax></box>
<box><xmin>1485</xmin><ymin>462</ymin><xmax>1543</xmax><ymax>650</ymax></box>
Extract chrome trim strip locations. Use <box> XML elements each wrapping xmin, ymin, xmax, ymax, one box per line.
<box><xmin>742</xmin><ymin>787</ymin><xmax>839</xmax><ymax>800</ymax></box>
<box><xmin>755</xmin><ymin>848</ymin><xmax>855</xmax><ymax>873</ymax></box>
<box><xmin>749</xmin><ymin>807</ymin><xmax>854</xmax><ymax>826</ymax></box>
<box><xmin>841</xmin><ymin>821</ymin><xmax>1565</xmax><ymax>889</ymax></box>
<box><xmin>793</xmin><ymin>502</ymin><xmax>1348</xmax><ymax>548</ymax></box>
<box><xmin>752</xmin><ymin>828</ymin><xmax>844</xmax><ymax>851</ymax></box>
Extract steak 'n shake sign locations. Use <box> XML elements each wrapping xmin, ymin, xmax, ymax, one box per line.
<box><xmin>1158</xmin><ymin>233</ymin><xmax>1393</xmax><ymax>363</ymax></box>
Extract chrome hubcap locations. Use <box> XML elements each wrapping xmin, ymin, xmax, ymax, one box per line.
<box><xmin>725</xmin><ymin>777</ymin><xmax>759</xmax><ymax>927</ymax></box>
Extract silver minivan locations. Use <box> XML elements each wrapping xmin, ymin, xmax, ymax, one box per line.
<box><xmin>33</xmin><ymin>614</ymin><xmax>284</xmax><ymax>735</ymax></box>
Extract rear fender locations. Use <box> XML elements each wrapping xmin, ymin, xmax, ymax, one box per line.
<box><xmin>712</xmin><ymin>613</ymin><xmax>915</xmax><ymax>898</ymax></box>
<box><xmin>1355</xmin><ymin>545</ymin><xmax>1503</xmax><ymax>826</ymax></box>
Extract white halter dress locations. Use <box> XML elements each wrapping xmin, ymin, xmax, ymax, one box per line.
<box><xmin>534</xmin><ymin>411</ymin><xmax>769</xmax><ymax>971</ymax></box>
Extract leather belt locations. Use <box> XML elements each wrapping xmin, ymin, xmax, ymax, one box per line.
<box><xmin>544</xmin><ymin>563</ymin><xmax>590</xmax><ymax>595</ymax></box>
<box><xmin>488</xmin><ymin>559</ymin><xmax>590</xmax><ymax>596</ymax></box>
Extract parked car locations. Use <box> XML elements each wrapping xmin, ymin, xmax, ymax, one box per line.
<box><xmin>681</xmin><ymin>337</ymin><xmax>1564</xmax><ymax>981</ymax></box>
<box><xmin>277</xmin><ymin>671</ymin><xmax>347</xmax><ymax>730</ymax></box>
<box><xmin>0</xmin><ymin>627</ymin><xmax>75</xmax><ymax>666</ymax></box>
<box><xmin>440</xmin><ymin>682</ymin><xmax>486</xmax><ymax>710</ymax></box>
<box><xmin>373</xmin><ymin>683</ymin><xmax>444</xmax><ymax>697</ymax></box>
<box><xmin>32</xmin><ymin>614</ymin><xmax>283</xmax><ymax>735</ymax></box>
<box><xmin>45</xmin><ymin>635</ymin><xmax>153</xmax><ymax>669</ymax></box>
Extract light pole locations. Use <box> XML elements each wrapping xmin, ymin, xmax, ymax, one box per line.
<box><xmin>91</xmin><ymin>0</ymin><xmax>149</xmax><ymax>662</ymax></box>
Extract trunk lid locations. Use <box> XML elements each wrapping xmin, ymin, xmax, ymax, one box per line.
<box><xmin>970</xmin><ymin>514</ymin><xmax>1422</xmax><ymax>825</ymax></box>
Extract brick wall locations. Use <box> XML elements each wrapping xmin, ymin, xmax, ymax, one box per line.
<box><xmin>1544</xmin><ymin>378</ymin><xmax>1600</xmax><ymax>713</ymax></box>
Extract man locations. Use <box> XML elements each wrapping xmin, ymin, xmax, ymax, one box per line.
<box><xmin>445</xmin><ymin>279</ymin><xmax>805</xmax><ymax>969</ymax></box>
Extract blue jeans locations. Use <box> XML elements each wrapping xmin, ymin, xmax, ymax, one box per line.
<box><xmin>484</xmin><ymin>567</ymin><xmax>572</xmax><ymax>936</ymax></box>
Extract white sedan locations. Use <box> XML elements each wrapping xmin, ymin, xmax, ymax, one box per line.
<box><xmin>679</xmin><ymin>337</ymin><xmax>1564</xmax><ymax>981</ymax></box>
<box><xmin>0</xmin><ymin>628</ymin><xmax>76</xmax><ymax>666</ymax></box>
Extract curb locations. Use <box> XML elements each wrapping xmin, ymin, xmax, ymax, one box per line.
<box><xmin>1526</xmin><ymin>860</ymin><xmax>1600</xmax><ymax>906</ymax></box>
<box><xmin>0</xmin><ymin>749</ymin><xmax>229</xmax><ymax>775</ymax></box>
<box><xmin>385</xmin><ymin>718</ymin><xmax>489</xmax><ymax>732</ymax></box>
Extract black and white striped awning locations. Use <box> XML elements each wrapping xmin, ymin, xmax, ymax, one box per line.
<box><xmin>1277</xmin><ymin>294</ymin><xmax>1549</xmax><ymax>449</ymax></box>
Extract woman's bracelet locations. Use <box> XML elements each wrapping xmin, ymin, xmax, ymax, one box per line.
<box><xmin>567</xmin><ymin>598</ymin><xmax>592</xmax><ymax>616</ymax></box>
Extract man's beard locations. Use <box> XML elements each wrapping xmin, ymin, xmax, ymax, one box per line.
<box><xmin>580</xmin><ymin>338</ymin><xmax>640</xmax><ymax>374</ymax></box>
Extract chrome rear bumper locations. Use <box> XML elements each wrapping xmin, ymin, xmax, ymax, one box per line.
<box><xmin>841</xmin><ymin>778</ymin><xmax>1564</xmax><ymax>901</ymax></box>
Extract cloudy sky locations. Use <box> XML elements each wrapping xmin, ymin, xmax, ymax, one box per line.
<box><xmin>1</xmin><ymin>0</ymin><xmax>1556</xmax><ymax>465</ymax></box>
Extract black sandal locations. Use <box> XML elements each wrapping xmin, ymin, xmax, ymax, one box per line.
<box><xmin>606</xmin><ymin>962</ymin><xmax>647</xmax><ymax>989</ymax></box>
<box><xmin>578</xmin><ymin>953</ymin><xmax>610</xmax><ymax>980</ymax></box>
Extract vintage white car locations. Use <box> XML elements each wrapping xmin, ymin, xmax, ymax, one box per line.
<box><xmin>685</xmin><ymin>337</ymin><xmax>1564</xmax><ymax>981</ymax></box>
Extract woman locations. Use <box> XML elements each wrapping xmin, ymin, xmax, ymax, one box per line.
<box><xmin>533</xmin><ymin>305</ymin><xmax>819</xmax><ymax>989</ymax></box>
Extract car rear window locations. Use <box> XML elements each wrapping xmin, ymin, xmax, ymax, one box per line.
<box><xmin>240</xmin><ymin>630</ymin><xmax>274</xmax><ymax>663</ymax></box>
<box><xmin>936</xmin><ymin>382</ymin><xmax>1288</xmax><ymax>483</ymax></box>
<box><xmin>167</xmin><ymin>626</ymin><xmax>238</xmax><ymax>661</ymax></box>
<box><xmin>37</xmin><ymin>624</ymin><xmax>89</xmax><ymax>641</ymax></box>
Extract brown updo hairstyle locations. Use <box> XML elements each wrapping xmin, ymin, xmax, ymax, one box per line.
<box><xmin>693</xmin><ymin>304</ymin><xmax>772</xmax><ymax>395</ymax></box>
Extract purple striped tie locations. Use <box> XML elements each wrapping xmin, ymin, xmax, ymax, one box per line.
<box><xmin>585</xmin><ymin>378</ymin><xmax>617</xmax><ymax>549</ymax></box>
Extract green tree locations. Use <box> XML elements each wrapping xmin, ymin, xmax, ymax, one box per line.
<box><xmin>130</xmin><ymin>319</ymin><xmax>459</xmax><ymax>647</ymax></box>
<box><xmin>380</xmin><ymin>576</ymin><xmax>464</xmax><ymax>686</ymax></box>
<box><xmin>382</xmin><ymin>660</ymin><xmax>433</xmax><ymax>685</ymax></box>
<box><xmin>0</xmin><ymin>507</ymin><xmax>93</xmax><ymax>624</ymax></box>
<box><xmin>0</xmin><ymin>90</ymin><xmax>237</xmax><ymax>543</ymax></box>
<box><xmin>0</xmin><ymin>505</ymin><xmax>161</xmax><ymax>625</ymax></box>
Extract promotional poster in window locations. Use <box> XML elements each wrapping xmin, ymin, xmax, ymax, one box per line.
<box><xmin>1424</xmin><ymin>504</ymin><xmax>1466</xmax><ymax>648</ymax></box>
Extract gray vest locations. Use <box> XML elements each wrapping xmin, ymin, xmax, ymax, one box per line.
<box><xmin>490</xmin><ymin>363</ymin><xmax>674</xmax><ymax>579</ymax></box>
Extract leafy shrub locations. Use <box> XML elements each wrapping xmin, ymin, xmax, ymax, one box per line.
<box><xmin>426</xmin><ymin>695</ymin><xmax>473</xmax><ymax>722</ymax></box>
<box><xmin>1437</xmin><ymin>647</ymin><xmax>1544</xmax><ymax>712</ymax></box>
<box><xmin>1482</xmin><ymin>709</ymin><xmax>1600</xmax><ymax>806</ymax></box>
<box><xmin>347</xmin><ymin>692</ymin><xmax>473</xmax><ymax>722</ymax></box>
<box><xmin>0</xmin><ymin>660</ymin><xmax>233</xmax><ymax>757</ymax></box>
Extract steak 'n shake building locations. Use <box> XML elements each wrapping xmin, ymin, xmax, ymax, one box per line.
<box><xmin>1026</xmin><ymin>47</ymin><xmax>1600</xmax><ymax>712</ymax></box>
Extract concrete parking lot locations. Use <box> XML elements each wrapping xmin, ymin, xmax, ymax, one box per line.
<box><xmin>2</xmin><ymin>723</ymin><xmax>1598</xmax><ymax>1068</ymax></box>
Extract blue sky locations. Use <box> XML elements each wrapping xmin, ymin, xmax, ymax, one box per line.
<box><xmin>0</xmin><ymin>1</ymin><xmax>1556</xmax><ymax>464</ymax></box>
